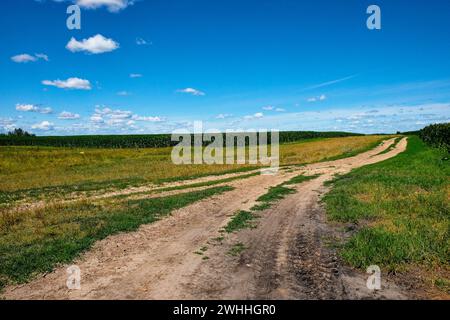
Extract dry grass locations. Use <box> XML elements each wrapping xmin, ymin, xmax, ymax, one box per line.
<box><xmin>0</xmin><ymin>135</ymin><xmax>386</xmax><ymax>197</ymax></box>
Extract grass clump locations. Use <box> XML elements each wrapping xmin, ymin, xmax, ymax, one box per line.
<box><xmin>224</xmin><ymin>211</ymin><xmax>258</xmax><ymax>233</ymax></box>
<box><xmin>228</xmin><ymin>242</ymin><xmax>247</xmax><ymax>256</ymax></box>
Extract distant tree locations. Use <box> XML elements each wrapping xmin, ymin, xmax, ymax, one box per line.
<box><xmin>7</xmin><ymin>128</ymin><xmax>35</xmax><ymax>137</ymax></box>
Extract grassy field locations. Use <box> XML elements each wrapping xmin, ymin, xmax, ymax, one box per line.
<box><xmin>0</xmin><ymin>135</ymin><xmax>388</xmax><ymax>290</ymax></box>
<box><xmin>0</xmin><ymin>135</ymin><xmax>385</xmax><ymax>204</ymax></box>
<box><xmin>324</xmin><ymin>136</ymin><xmax>449</xmax><ymax>293</ymax></box>
<box><xmin>0</xmin><ymin>186</ymin><xmax>233</xmax><ymax>289</ymax></box>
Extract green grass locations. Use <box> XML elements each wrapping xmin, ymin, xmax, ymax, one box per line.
<box><xmin>374</xmin><ymin>136</ymin><xmax>402</xmax><ymax>156</ymax></box>
<box><xmin>224</xmin><ymin>211</ymin><xmax>258</xmax><ymax>233</ymax></box>
<box><xmin>0</xmin><ymin>186</ymin><xmax>233</xmax><ymax>290</ymax></box>
<box><xmin>251</xmin><ymin>174</ymin><xmax>320</xmax><ymax>211</ymax></box>
<box><xmin>227</xmin><ymin>242</ymin><xmax>247</xmax><ymax>256</ymax></box>
<box><xmin>323</xmin><ymin>136</ymin><xmax>449</xmax><ymax>283</ymax></box>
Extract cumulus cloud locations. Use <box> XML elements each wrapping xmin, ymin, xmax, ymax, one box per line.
<box><xmin>58</xmin><ymin>111</ymin><xmax>80</xmax><ymax>120</ymax></box>
<box><xmin>42</xmin><ymin>77</ymin><xmax>92</xmax><ymax>90</ymax></box>
<box><xmin>66</xmin><ymin>34</ymin><xmax>119</xmax><ymax>54</ymax></box>
<box><xmin>176</xmin><ymin>88</ymin><xmax>205</xmax><ymax>96</ymax></box>
<box><xmin>16</xmin><ymin>104</ymin><xmax>52</xmax><ymax>114</ymax></box>
<box><xmin>117</xmin><ymin>91</ymin><xmax>131</xmax><ymax>96</ymax></box>
<box><xmin>0</xmin><ymin>118</ymin><xmax>16</xmax><ymax>132</ymax></box>
<box><xmin>275</xmin><ymin>108</ymin><xmax>286</xmax><ymax>112</ymax></box>
<box><xmin>244</xmin><ymin>112</ymin><xmax>264</xmax><ymax>120</ymax></box>
<box><xmin>129</xmin><ymin>73</ymin><xmax>142</xmax><ymax>78</ymax></box>
<box><xmin>11</xmin><ymin>53</ymin><xmax>49</xmax><ymax>63</ymax></box>
<box><xmin>76</xmin><ymin>0</ymin><xmax>134</xmax><ymax>12</ymax></box>
<box><xmin>90</xmin><ymin>106</ymin><xmax>163</xmax><ymax>126</ymax></box>
<box><xmin>32</xmin><ymin>121</ymin><xmax>54</xmax><ymax>131</ymax></box>
<box><xmin>262</xmin><ymin>106</ymin><xmax>274</xmax><ymax>111</ymax></box>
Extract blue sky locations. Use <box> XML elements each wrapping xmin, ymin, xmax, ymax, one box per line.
<box><xmin>1</xmin><ymin>0</ymin><xmax>449</xmax><ymax>135</ymax></box>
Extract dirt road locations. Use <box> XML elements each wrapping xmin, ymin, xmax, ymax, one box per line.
<box><xmin>3</xmin><ymin>138</ymin><xmax>408</xmax><ymax>300</ymax></box>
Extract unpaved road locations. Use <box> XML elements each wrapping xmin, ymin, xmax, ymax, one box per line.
<box><xmin>3</xmin><ymin>138</ymin><xmax>409</xmax><ymax>300</ymax></box>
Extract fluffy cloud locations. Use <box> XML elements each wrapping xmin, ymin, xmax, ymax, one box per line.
<box><xmin>176</xmin><ymin>88</ymin><xmax>205</xmax><ymax>96</ymax></box>
<box><xmin>0</xmin><ymin>118</ymin><xmax>16</xmax><ymax>132</ymax></box>
<box><xmin>66</xmin><ymin>34</ymin><xmax>119</xmax><ymax>54</ymax></box>
<box><xmin>90</xmin><ymin>106</ymin><xmax>163</xmax><ymax>126</ymax></box>
<box><xmin>129</xmin><ymin>73</ymin><xmax>142</xmax><ymax>78</ymax></box>
<box><xmin>16</xmin><ymin>104</ymin><xmax>52</xmax><ymax>114</ymax></box>
<box><xmin>76</xmin><ymin>0</ymin><xmax>134</xmax><ymax>12</ymax></box>
<box><xmin>244</xmin><ymin>112</ymin><xmax>264</xmax><ymax>120</ymax></box>
<box><xmin>32</xmin><ymin>121</ymin><xmax>54</xmax><ymax>131</ymax></box>
<box><xmin>42</xmin><ymin>77</ymin><xmax>92</xmax><ymax>90</ymax></box>
<box><xmin>11</xmin><ymin>53</ymin><xmax>49</xmax><ymax>63</ymax></box>
<box><xmin>58</xmin><ymin>111</ymin><xmax>80</xmax><ymax>120</ymax></box>
<box><xmin>262</xmin><ymin>106</ymin><xmax>274</xmax><ymax>111</ymax></box>
<box><xmin>117</xmin><ymin>91</ymin><xmax>131</xmax><ymax>96</ymax></box>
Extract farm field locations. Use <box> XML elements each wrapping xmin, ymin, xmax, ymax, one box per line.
<box><xmin>0</xmin><ymin>135</ymin><xmax>414</xmax><ymax>298</ymax></box>
<box><xmin>0</xmin><ymin>135</ymin><xmax>385</xmax><ymax>205</ymax></box>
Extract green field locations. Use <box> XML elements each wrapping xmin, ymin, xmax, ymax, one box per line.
<box><xmin>324</xmin><ymin>136</ymin><xmax>449</xmax><ymax>293</ymax></box>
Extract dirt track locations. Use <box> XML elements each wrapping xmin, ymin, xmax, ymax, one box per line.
<box><xmin>3</xmin><ymin>137</ymin><xmax>408</xmax><ymax>300</ymax></box>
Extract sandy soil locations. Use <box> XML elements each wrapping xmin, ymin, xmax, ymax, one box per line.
<box><xmin>2</xmin><ymin>137</ymin><xmax>409</xmax><ymax>300</ymax></box>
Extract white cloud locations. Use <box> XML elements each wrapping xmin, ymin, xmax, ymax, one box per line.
<box><xmin>0</xmin><ymin>118</ymin><xmax>16</xmax><ymax>132</ymax></box>
<box><xmin>16</xmin><ymin>104</ymin><xmax>52</xmax><ymax>114</ymax></box>
<box><xmin>76</xmin><ymin>0</ymin><xmax>134</xmax><ymax>12</ymax></box>
<box><xmin>129</xmin><ymin>73</ymin><xmax>142</xmax><ymax>78</ymax></box>
<box><xmin>90</xmin><ymin>106</ymin><xmax>163</xmax><ymax>126</ymax></box>
<box><xmin>132</xmin><ymin>115</ymin><xmax>163</xmax><ymax>122</ymax></box>
<box><xmin>117</xmin><ymin>91</ymin><xmax>131</xmax><ymax>96</ymax></box>
<box><xmin>244</xmin><ymin>112</ymin><xmax>264</xmax><ymax>120</ymax></box>
<box><xmin>176</xmin><ymin>88</ymin><xmax>205</xmax><ymax>96</ymax></box>
<box><xmin>32</xmin><ymin>121</ymin><xmax>54</xmax><ymax>131</ymax></box>
<box><xmin>16</xmin><ymin>104</ymin><xmax>38</xmax><ymax>112</ymax></box>
<box><xmin>275</xmin><ymin>108</ymin><xmax>286</xmax><ymax>112</ymax></box>
<box><xmin>66</xmin><ymin>34</ymin><xmax>119</xmax><ymax>54</ymax></box>
<box><xmin>262</xmin><ymin>106</ymin><xmax>274</xmax><ymax>111</ymax></box>
<box><xmin>11</xmin><ymin>54</ymin><xmax>36</xmax><ymax>63</ymax></box>
<box><xmin>216</xmin><ymin>113</ymin><xmax>233</xmax><ymax>119</ymax></box>
<box><xmin>11</xmin><ymin>53</ymin><xmax>49</xmax><ymax>63</ymax></box>
<box><xmin>90</xmin><ymin>114</ymin><xmax>104</xmax><ymax>123</ymax></box>
<box><xmin>58</xmin><ymin>111</ymin><xmax>80</xmax><ymax>120</ymax></box>
<box><xmin>34</xmin><ymin>53</ymin><xmax>49</xmax><ymax>61</ymax></box>
<box><xmin>307</xmin><ymin>94</ymin><xmax>327</xmax><ymax>103</ymax></box>
<box><xmin>42</xmin><ymin>77</ymin><xmax>92</xmax><ymax>90</ymax></box>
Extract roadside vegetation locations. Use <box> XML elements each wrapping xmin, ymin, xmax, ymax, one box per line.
<box><xmin>324</xmin><ymin>136</ymin><xmax>449</xmax><ymax>293</ymax></box>
<box><xmin>0</xmin><ymin>186</ymin><xmax>233</xmax><ymax>290</ymax></box>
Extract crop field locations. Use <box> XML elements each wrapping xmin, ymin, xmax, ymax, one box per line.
<box><xmin>0</xmin><ymin>135</ymin><xmax>385</xmax><ymax>204</ymax></box>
